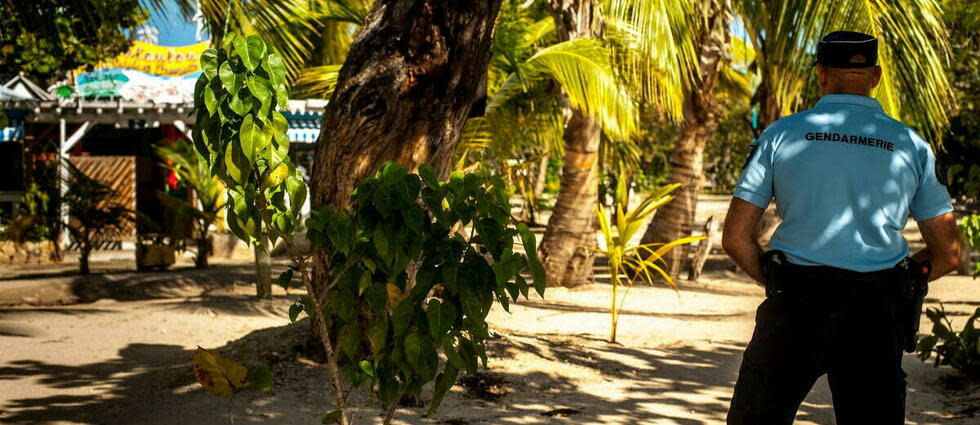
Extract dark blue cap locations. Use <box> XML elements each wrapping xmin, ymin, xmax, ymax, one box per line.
<box><xmin>815</xmin><ymin>31</ymin><xmax>878</xmax><ymax>68</ymax></box>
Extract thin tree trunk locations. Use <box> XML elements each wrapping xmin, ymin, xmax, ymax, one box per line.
<box><xmin>254</xmin><ymin>238</ymin><xmax>272</xmax><ymax>298</ymax></box>
<box><xmin>638</xmin><ymin>0</ymin><xmax>731</xmax><ymax>279</ymax></box>
<box><xmin>537</xmin><ymin>0</ymin><xmax>602</xmax><ymax>288</ymax></box>
<box><xmin>533</xmin><ymin>155</ymin><xmax>549</xmax><ymax>201</ymax></box>
<box><xmin>79</xmin><ymin>245</ymin><xmax>90</xmax><ymax>275</ymax></box>
<box><xmin>309</xmin><ymin>0</ymin><xmax>503</xmax><ymax>356</ymax></box>
<box><xmin>195</xmin><ymin>236</ymin><xmax>209</xmax><ymax>268</ymax></box>
<box><xmin>195</xmin><ymin>221</ymin><xmax>211</xmax><ymax>269</ymax></box>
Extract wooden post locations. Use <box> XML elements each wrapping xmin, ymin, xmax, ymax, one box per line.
<box><xmin>688</xmin><ymin>215</ymin><xmax>719</xmax><ymax>282</ymax></box>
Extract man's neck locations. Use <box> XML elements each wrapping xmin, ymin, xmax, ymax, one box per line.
<box><xmin>822</xmin><ymin>89</ymin><xmax>872</xmax><ymax>97</ymax></box>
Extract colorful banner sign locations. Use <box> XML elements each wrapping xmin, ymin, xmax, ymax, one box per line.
<box><xmin>97</xmin><ymin>41</ymin><xmax>209</xmax><ymax>77</ymax></box>
<box><xmin>77</xmin><ymin>68</ymin><xmax>201</xmax><ymax>104</ymax></box>
<box><xmin>75</xmin><ymin>41</ymin><xmax>210</xmax><ymax>103</ymax></box>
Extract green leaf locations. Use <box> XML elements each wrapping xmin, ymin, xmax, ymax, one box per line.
<box><xmin>358</xmin><ymin>360</ymin><xmax>374</xmax><ymax>377</ymax></box>
<box><xmin>234</xmin><ymin>35</ymin><xmax>266</xmax><ymax>71</ymax></box>
<box><xmin>405</xmin><ymin>332</ymin><xmax>422</xmax><ymax>371</ymax></box>
<box><xmin>339</xmin><ymin>322</ymin><xmax>361</xmax><ymax>361</ymax></box>
<box><xmin>426</xmin><ymin>299</ymin><xmax>457</xmax><ymax>341</ymax></box>
<box><xmin>263</xmin><ymin>54</ymin><xmax>286</xmax><ymax>88</ymax></box>
<box><xmin>201</xmin><ymin>48</ymin><xmax>219</xmax><ymax>78</ymax></box>
<box><xmin>322</xmin><ymin>410</ymin><xmax>343</xmax><ymax>424</ymax></box>
<box><xmin>374</xmin><ymin>226</ymin><xmax>390</xmax><ymax>264</ymax></box>
<box><xmin>357</xmin><ymin>271</ymin><xmax>372</xmax><ymax>294</ymax></box>
<box><xmin>203</xmin><ymin>86</ymin><xmax>218</xmax><ymax>116</ymax></box>
<box><xmin>288</xmin><ymin>301</ymin><xmax>303</xmax><ymax>323</ymax></box>
<box><xmin>218</xmin><ymin>62</ymin><xmax>242</xmax><ymax>96</ymax></box>
<box><xmin>419</xmin><ymin>164</ymin><xmax>440</xmax><ymax>188</ymax></box>
<box><xmin>492</xmin><ymin>252</ymin><xmax>523</xmax><ymax>288</ymax></box>
<box><xmin>299</xmin><ymin>295</ymin><xmax>315</xmax><ymax>318</ymax></box>
<box><xmin>272</xmin><ymin>111</ymin><xmax>290</xmax><ymax>148</ymax></box>
<box><xmin>243</xmin><ymin>365</ymin><xmax>273</xmax><ymax>392</ymax></box>
<box><xmin>277</xmin><ymin>269</ymin><xmax>294</xmax><ymax>291</ymax></box>
<box><xmin>239</xmin><ymin>115</ymin><xmax>260</xmax><ymax>163</ymax></box>
<box><xmin>286</xmin><ymin>171</ymin><xmax>307</xmax><ymax>215</ymax></box>
<box><xmin>366</xmin><ymin>282</ymin><xmax>387</xmax><ymax>313</ymax></box>
<box><xmin>367</xmin><ymin>315</ymin><xmax>389</xmax><ymax>354</ymax></box>
<box><xmin>228</xmin><ymin>93</ymin><xmax>253</xmax><ymax>116</ymax></box>
<box><xmin>392</xmin><ymin>302</ymin><xmax>414</xmax><ymax>336</ymax></box>
<box><xmin>223</xmin><ymin>140</ymin><xmax>249</xmax><ymax>185</ymax></box>
<box><xmin>443</xmin><ymin>339</ymin><xmax>466</xmax><ymax>370</ymax></box>
<box><xmin>247</xmin><ymin>75</ymin><xmax>273</xmax><ymax>117</ymax></box>
<box><xmin>275</xmin><ymin>83</ymin><xmax>289</xmax><ymax>109</ymax></box>
<box><xmin>404</xmin><ymin>207</ymin><xmax>425</xmax><ymax>233</ymax></box>
<box><xmin>426</xmin><ymin>364</ymin><xmax>459</xmax><ymax>417</ymax></box>
<box><xmin>517</xmin><ymin>223</ymin><xmax>546</xmax><ymax>296</ymax></box>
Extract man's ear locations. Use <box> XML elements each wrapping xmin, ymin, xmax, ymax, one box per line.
<box><xmin>817</xmin><ymin>65</ymin><xmax>829</xmax><ymax>91</ymax></box>
<box><xmin>870</xmin><ymin>66</ymin><xmax>883</xmax><ymax>89</ymax></box>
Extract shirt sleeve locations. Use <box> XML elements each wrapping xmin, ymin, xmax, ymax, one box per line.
<box><xmin>733</xmin><ymin>132</ymin><xmax>775</xmax><ymax>209</ymax></box>
<box><xmin>909</xmin><ymin>137</ymin><xmax>954</xmax><ymax>221</ymax></box>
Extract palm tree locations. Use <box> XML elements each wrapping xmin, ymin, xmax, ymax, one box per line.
<box><xmin>155</xmin><ymin>139</ymin><xmax>227</xmax><ymax>268</ymax></box>
<box><xmin>452</xmin><ymin>0</ymin><xmax>699</xmax><ymax>287</ymax></box>
<box><xmin>536</xmin><ymin>0</ymin><xmax>697</xmax><ymax>286</ymax></box>
<box><xmin>639</xmin><ymin>0</ymin><xmax>954</xmax><ymax>278</ymax></box>
<box><xmin>638</xmin><ymin>0</ymin><xmax>732</xmax><ymax>278</ymax></box>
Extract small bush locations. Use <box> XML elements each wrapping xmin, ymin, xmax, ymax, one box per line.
<box><xmin>917</xmin><ymin>304</ymin><xmax>980</xmax><ymax>377</ymax></box>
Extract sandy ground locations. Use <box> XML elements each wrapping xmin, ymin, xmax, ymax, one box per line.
<box><xmin>1</xmin><ymin>257</ymin><xmax>978</xmax><ymax>425</ymax></box>
<box><xmin>1</xmin><ymin>195</ymin><xmax>977</xmax><ymax>425</ymax></box>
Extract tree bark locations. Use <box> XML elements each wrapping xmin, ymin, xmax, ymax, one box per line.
<box><xmin>309</xmin><ymin>0</ymin><xmax>503</xmax><ymax>353</ymax></box>
<box><xmin>79</xmin><ymin>245</ymin><xmax>90</xmax><ymax>275</ymax></box>
<box><xmin>638</xmin><ymin>0</ymin><xmax>731</xmax><ymax>279</ymax></box>
<box><xmin>537</xmin><ymin>0</ymin><xmax>602</xmax><ymax>288</ymax></box>
<box><xmin>254</xmin><ymin>241</ymin><xmax>272</xmax><ymax>298</ymax></box>
<box><xmin>540</xmin><ymin>110</ymin><xmax>602</xmax><ymax>287</ymax></box>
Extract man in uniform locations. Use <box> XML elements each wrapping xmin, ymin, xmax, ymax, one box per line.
<box><xmin>722</xmin><ymin>31</ymin><xmax>962</xmax><ymax>424</ymax></box>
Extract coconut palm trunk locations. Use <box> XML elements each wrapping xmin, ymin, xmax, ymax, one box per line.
<box><xmin>638</xmin><ymin>0</ymin><xmax>731</xmax><ymax>279</ymax></box>
<box><xmin>540</xmin><ymin>110</ymin><xmax>602</xmax><ymax>287</ymax></box>
<box><xmin>308</xmin><ymin>0</ymin><xmax>503</xmax><ymax>354</ymax></box>
<box><xmin>537</xmin><ymin>0</ymin><xmax>602</xmax><ymax>287</ymax></box>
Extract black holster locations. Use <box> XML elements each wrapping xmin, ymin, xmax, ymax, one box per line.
<box><xmin>760</xmin><ymin>250</ymin><xmax>788</xmax><ymax>298</ymax></box>
<box><xmin>896</xmin><ymin>257</ymin><xmax>931</xmax><ymax>353</ymax></box>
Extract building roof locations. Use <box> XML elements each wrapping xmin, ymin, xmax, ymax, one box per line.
<box><xmin>0</xmin><ymin>85</ymin><xmax>32</xmax><ymax>101</ymax></box>
<box><xmin>4</xmin><ymin>74</ymin><xmax>56</xmax><ymax>101</ymax></box>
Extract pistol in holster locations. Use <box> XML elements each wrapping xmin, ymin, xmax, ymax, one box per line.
<box><xmin>897</xmin><ymin>257</ymin><xmax>931</xmax><ymax>353</ymax></box>
<box><xmin>760</xmin><ymin>250</ymin><xmax>788</xmax><ymax>298</ymax></box>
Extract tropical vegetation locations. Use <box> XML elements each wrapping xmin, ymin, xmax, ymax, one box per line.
<box><xmin>155</xmin><ymin>139</ymin><xmax>228</xmax><ymax>269</ymax></box>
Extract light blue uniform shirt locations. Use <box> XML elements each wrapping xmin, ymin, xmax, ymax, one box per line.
<box><xmin>734</xmin><ymin>94</ymin><xmax>953</xmax><ymax>272</ymax></box>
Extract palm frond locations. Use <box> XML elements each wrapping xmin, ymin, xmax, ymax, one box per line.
<box><xmin>855</xmin><ymin>0</ymin><xmax>952</xmax><ymax>143</ymax></box>
<box><xmin>293</xmin><ymin>65</ymin><xmax>343</xmax><ymax>99</ymax></box>
<box><xmin>737</xmin><ymin>0</ymin><xmax>953</xmax><ymax>142</ymax></box>
<box><xmin>526</xmin><ymin>37</ymin><xmax>639</xmax><ymax>141</ymax></box>
<box><xmin>605</xmin><ymin>0</ymin><xmax>700</xmax><ymax>121</ymax></box>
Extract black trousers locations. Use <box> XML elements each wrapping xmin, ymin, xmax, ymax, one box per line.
<box><xmin>727</xmin><ymin>268</ymin><xmax>907</xmax><ymax>424</ymax></box>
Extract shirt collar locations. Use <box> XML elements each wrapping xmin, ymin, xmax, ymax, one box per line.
<box><xmin>815</xmin><ymin>94</ymin><xmax>883</xmax><ymax>111</ymax></box>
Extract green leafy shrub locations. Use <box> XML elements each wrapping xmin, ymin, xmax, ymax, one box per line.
<box><xmin>917</xmin><ymin>304</ymin><xmax>980</xmax><ymax>377</ymax></box>
<box><xmin>299</xmin><ymin>162</ymin><xmax>546</xmax><ymax>422</ymax></box>
<box><xmin>193</xmin><ymin>34</ymin><xmax>303</xmax><ymax>297</ymax></box>
<box><xmin>959</xmin><ymin>214</ymin><xmax>980</xmax><ymax>277</ymax></box>
<box><xmin>155</xmin><ymin>138</ymin><xmax>228</xmax><ymax>268</ymax></box>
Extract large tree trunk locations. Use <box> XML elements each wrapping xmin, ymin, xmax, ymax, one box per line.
<box><xmin>537</xmin><ymin>0</ymin><xmax>601</xmax><ymax>287</ymax></box>
<box><xmin>638</xmin><ymin>0</ymin><xmax>731</xmax><ymax>279</ymax></box>
<box><xmin>309</xmin><ymin>0</ymin><xmax>503</xmax><ymax>354</ymax></box>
